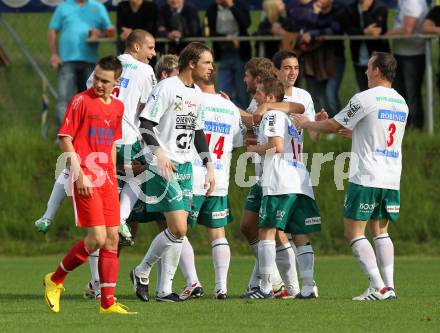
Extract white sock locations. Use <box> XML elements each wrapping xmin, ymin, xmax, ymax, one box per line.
<box><xmin>286</xmin><ymin>233</ymin><xmax>298</xmax><ymax>255</ymax></box>
<box><xmin>178</xmin><ymin>236</ymin><xmax>199</xmax><ymax>286</ymax></box>
<box><xmin>351</xmin><ymin>236</ymin><xmax>385</xmax><ymax>290</ymax></box>
<box><xmin>248</xmin><ymin>239</ymin><xmax>260</xmax><ymax>289</ymax></box>
<box><xmin>43</xmin><ymin>169</ymin><xmax>69</xmax><ymax>220</ymax></box>
<box><xmin>156</xmin><ymin>259</ymin><xmax>162</xmax><ymax>294</ymax></box>
<box><xmin>119</xmin><ymin>178</ymin><xmax>142</xmax><ymax>225</ymax></box>
<box><xmin>88</xmin><ymin>249</ymin><xmax>100</xmax><ymax>283</ymax></box>
<box><xmin>212</xmin><ymin>237</ymin><xmax>230</xmax><ymax>293</ymax></box>
<box><xmin>272</xmin><ymin>263</ymin><xmax>284</xmax><ymax>289</ymax></box>
<box><xmin>135</xmin><ymin>229</ymin><xmax>183</xmax><ymax>279</ymax></box>
<box><xmin>276</xmin><ymin>243</ymin><xmax>300</xmax><ymax>294</ymax></box>
<box><xmin>373</xmin><ymin>233</ymin><xmax>394</xmax><ymax>289</ymax></box>
<box><xmin>157</xmin><ymin>237</ymin><xmax>184</xmax><ymax>297</ymax></box>
<box><xmin>258</xmin><ymin>240</ymin><xmax>276</xmax><ymax>294</ymax></box>
<box><xmin>296</xmin><ymin>244</ymin><xmax>315</xmax><ymax>286</ymax></box>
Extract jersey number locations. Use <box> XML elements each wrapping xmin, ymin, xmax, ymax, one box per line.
<box><xmin>387</xmin><ymin>123</ymin><xmax>396</xmax><ymax>147</ymax></box>
<box><xmin>176</xmin><ymin>133</ymin><xmax>193</xmax><ymax>150</ymax></box>
<box><xmin>291</xmin><ymin>138</ymin><xmax>301</xmax><ymax>161</ymax></box>
<box><xmin>205</xmin><ymin>133</ymin><xmax>225</xmax><ymax>159</ymax></box>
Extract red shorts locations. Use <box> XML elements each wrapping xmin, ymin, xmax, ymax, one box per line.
<box><xmin>69</xmin><ymin>168</ymin><xmax>120</xmax><ymax>228</ymax></box>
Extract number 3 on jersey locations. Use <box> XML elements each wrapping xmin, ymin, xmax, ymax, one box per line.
<box><xmin>205</xmin><ymin>133</ymin><xmax>224</xmax><ymax>159</ymax></box>
<box><xmin>387</xmin><ymin>123</ymin><xmax>396</xmax><ymax>147</ymax></box>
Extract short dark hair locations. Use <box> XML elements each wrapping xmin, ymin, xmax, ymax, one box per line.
<box><xmin>272</xmin><ymin>50</ymin><xmax>298</xmax><ymax>70</ymax></box>
<box><xmin>178</xmin><ymin>42</ymin><xmax>211</xmax><ymax>71</ymax></box>
<box><xmin>97</xmin><ymin>55</ymin><xmax>122</xmax><ymax>79</ymax></box>
<box><xmin>260</xmin><ymin>77</ymin><xmax>285</xmax><ymax>102</ymax></box>
<box><xmin>371</xmin><ymin>52</ymin><xmax>397</xmax><ymax>82</ymax></box>
<box><xmin>244</xmin><ymin>57</ymin><xmax>275</xmax><ymax>82</ymax></box>
<box><xmin>126</xmin><ymin>29</ymin><xmax>154</xmax><ymax>51</ymax></box>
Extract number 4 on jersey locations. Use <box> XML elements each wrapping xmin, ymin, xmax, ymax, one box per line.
<box><xmin>205</xmin><ymin>133</ymin><xmax>225</xmax><ymax>159</ymax></box>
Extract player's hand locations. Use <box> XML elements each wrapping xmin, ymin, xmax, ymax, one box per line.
<box><xmin>76</xmin><ymin>171</ymin><xmax>93</xmax><ymax>197</ymax></box>
<box><xmin>156</xmin><ymin>149</ymin><xmax>176</xmax><ymax>180</ymax></box>
<box><xmin>292</xmin><ymin>113</ymin><xmax>309</xmax><ymax>131</ymax></box>
<box><xmin>315</xmin><ymin>108</ymin><xmax>329</xmax><ymax>121</ymax></box>
<box><xmin>338</xmin><ymin>128</ymin><xmax>353</xmax><ymax>139</ymax></box>
<box><xmin>219</xmin><ymin>91</ymin><xmax>230</xmax><ymax>100</ymax></box>
<box><xmin>245</xmin><ymin>137</ymin><xmax>258</xmax><ymax>147</ymax></box>
<box><xmin>120</xmin><ymin>27</ymin><xmax>133</xmax><ymax>41</ymax></box>
<box><xmin>253</xmin><ymin>103</ymin><xmax>269</xmax><ymax>124</ymax></box>
<box><xmin>50</xmin><ymin>53</ymin><xmax>62</xmax><ymax>69</ymax></box>
<box><xmin>205</xmin><ymin>163</ymin><xmax>215</xmax><ymax>196</ymax></box>
<box><xmin>89</xmin><ymin>28</ymin><xmax>101</xmax><ymax>40</ymax></box>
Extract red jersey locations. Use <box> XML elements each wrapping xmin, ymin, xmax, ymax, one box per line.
<box><xmin>58</xmin><ymin>89</ymin><xmax>124</xmax><ymax>172</ymax></box>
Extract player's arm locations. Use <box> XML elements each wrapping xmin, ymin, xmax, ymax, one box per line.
<box><xmin>293</xmin><ymin>115</ymin><xmax>342</xmax><ymax>133</ymax></box>
<box><xmin>111</xmin><ymin>142</ymin><xmax>117</xmax><ymax>173</ymax></box>
<box><xmin>247</xmin><ymin>136</ymin><xmax>283</xmax><ymax>155</ymax></box>
<box><xmin>253</xmin><ymin>102</ymin><xmax>305</xmax><ymax>124</ymax></box>
<box><xmin>239</xmin><ymin>109</ymin><xmax>254</xmax><ymax>129</ymax></box>
<box><xmin>307</xmin><ymin>109</ymin><xmax>329</xmax><ymax>142</ymax></box>
<box><xmin>59</xmin><ymin>136</ymin><xmax>93</xmax><ymax>197</ymax></box>
<box><xmin>194</xmin><ymin>129</ymin><xmax>215</xmax><ymax>196</ymax></box>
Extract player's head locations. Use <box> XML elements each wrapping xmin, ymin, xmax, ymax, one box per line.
<box><xmin>272</xmin><ymin>50</ymin><xmax>299</xmax><ymax>88</ymax></box>
<box><xmin>125</xmin><ymin>29</ymin><xmax>156</xmax><ymax>64</ymax></box>
<box><xmin>179</xmin><ymin>42</ymin><xmax>213</xmax><ymax>82</ymax></box>
<box><xmin>92</xmin><ymin>56</ymin><xmax>122</xmax><ymax>98</ymax></box>
<box><xmin>366</xmin><ymin>52</ymin><xmax>397</xmax><ymax>87</ymax></box>
<box><xmin>254</xmin><ymin>77</ymin><xmax>285</xmax><ymax>106</ymax></box>
<box><xmin>155</xmin><ymin>54</ymin><xmax>179</xmax><ymax>81</ymax></box>
<box><xmin>196</xmin><ymin>68</ymin><xmax>217</xmax><ymax>93</ymax></box>
<box><xmin>244</xmin><ymin>57</ymin><xmax>275</xmax><ymax>94</ymax></box>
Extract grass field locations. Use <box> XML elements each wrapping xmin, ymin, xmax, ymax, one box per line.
<box><xmin>0</xmin><ymin>255</ymin><xmax>438</xmax><ymax>332</ymax></box>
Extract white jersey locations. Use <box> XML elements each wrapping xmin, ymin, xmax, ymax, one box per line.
<box><xmin>139</xmin><ymin>76</ymin><xmax>204</xmax><ymax>164</ymax></box>
<box><xmin>334</xmin><ymin>86</ymin><xmax>408</xmax><ymax>190</ymax></box>
<box><xmin>259</xmin><ymin>110</ymin><xmax>315</xmax><ymax>198</ymax></box>
<box><xmin>192</xmin><ymin>93</ymin><xmax>243</xmax><ymax>196</ymax></box>
<box><xmin>86</xmin><ymin>53</ymin><xmax>156</xmax><ymax>145</ymax></box>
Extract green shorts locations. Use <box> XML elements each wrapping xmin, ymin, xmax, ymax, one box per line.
<box><xmin>116</xmin><ymin>141</ymin><xmax>147</xmax><ymax>170</ymax></box>
<box><xmin>343</xmin><ymin>182</ymin><xmax>400</xmax><ymax>222</ymax></box>
<box><xmin>259</xmin><ymin>194</ymin><xmax>321</xmax><ymax>234</ymax></box>
<box><xmin>244</xmin><ymin>183</ymin><xmax>263</xmax><ymax>212</ymax></box>
<box><xmin>145</xmin><ymin>162</ymin><xmax>192</xmax><ymax>212</ymax></box>
<box><xmin>189</xmin><ymin>195</ymin><xmax>233</xmax><ymax>228</ymax></box>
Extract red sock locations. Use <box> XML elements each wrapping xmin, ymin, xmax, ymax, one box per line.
<box><xmin>51</xmin><ymin>240</ymin><xmax>90</xmax><ymax>285</ymax></box>
<box><xmin>99</xmin><ymin>249</ymin><xmax>119</xmax><ymax>309</ymax></box>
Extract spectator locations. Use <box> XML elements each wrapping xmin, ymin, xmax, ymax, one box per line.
<box><xmin>287</xmin><ymin>0</ymin><xmax>343</xmax><ymax>115</ymax></box>
<box><xmin>255</xmin><ymin>0</ymin><xmax>292</xmax><ymax>60</ymax></box>
<box><xmin>116</xmin><ymin>0</ymin><xmax>158</xmax><ymax>55</ymax></box>
<box><xmin>344</xmin><ymin>0</ymin><xmax>389</xmax><ymax>92</ymax></box>
<box><xmin>386</xmin><ymin>0</ymin><xmax>428</xmax><ymax>129</ymax></box>
<box><xmin>422</xmin><ymin>6</ymin><xmax>440</xmax><ymax>96</ymax></box>
<box><xmin>206</xmin><ymin>0</ymin><xmax>251</xmax><ymax>109</ymax></box>
<box><xmin>154</xmin><ymin>54</ymin><xmax>179</xmax><ymax>81</ymax></box>
<box><xmin>157</xmin><ymin>0</ymin><xmax>201</xmax><ymax>55</ymax></box>
<box><xmin>48</xmin><ymin>0</ymin><xmax>112</xmax><ymax>130</ymax></box>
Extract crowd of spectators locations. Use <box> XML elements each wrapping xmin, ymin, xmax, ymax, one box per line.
<box><xmin>49</xmin><ymin>0</ymin><xmax>440</xmax><ymax>129</ymax></box>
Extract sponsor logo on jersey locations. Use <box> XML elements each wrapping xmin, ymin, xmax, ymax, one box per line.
<box><xmin>359</xmin><ymin>202</ymin><xmax>378</xmax><ymax>213</ymax></box>
<box><xmin>268</xmin><ymin>114</ymin><xmax>276</xmax><ymax>127</ymax></box>
<box><xmin>378</xmin><ymin>109</ymin><xmax>407</xmax><ymax>123</ymax></box>
<box><xmin>173</xmin><ymin>95</ymin><xmax>183</xmax><ymax>112</ymax></box>
<box><xmin>116</xmin><ymin>77</ymin><xmax>130</xmax><ymax>88</ymax></box>
<box><xmin>374</xmin><ymin>148</ymin><xmax>399</xmax><ymax>158</ymax></box>
<box><xmin>122</xmin><ymin>63</ymin><xmax>138</xmax><ymax>70</ymax></box>
<box><xmin>204</xmin><ymin>121</ymin><xmax>231</xmax><ymax>134</ymax></box>
<box><xmin>386</xmin><ymin>205</ymin><xmax>400</xmax><ymax>213</ymax></box>
<box><xmin>104</xmin><ymin>119</ymin><xmax>111</xmax><ymax>127</ymax></box>
<box><xmin>176</xmin><ymin>114</ymin><xmax>197</xmax><ymax>130</ymax></box>
<box><xmin>212</xmin><ymin>209</ymin><xmax>229</xmax><ymax>219</ymax></box>
<box><xmin>348</xmin><ymin>100</ymin><xmax>361</xmax><ymax>118</ymax></box>
<box><xmin>88</xmin><ymin>127</ymin><xmax>115</xmax><ymax>142</ymax></box>
<box><xmin>305</xmin><ymin>217</ymin><xmax>321</xmax><ymax>226</ymax></box>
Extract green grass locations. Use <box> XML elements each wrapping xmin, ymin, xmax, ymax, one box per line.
<box><xmin>0</xmin><ymin>255</ymin><xmax>439</xmax><ymax>332</ymax></box>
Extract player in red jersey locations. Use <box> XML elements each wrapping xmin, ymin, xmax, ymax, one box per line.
<box><xmin>43</xmin><ymin>56</ymin><xmax>136</xmax><ymax>315</ymax></box>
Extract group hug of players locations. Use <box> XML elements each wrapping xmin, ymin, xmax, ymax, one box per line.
<box><xmin>39</xmin><ymin>29</ymin><xmax>408</xmax><ymax>315</ymax></box>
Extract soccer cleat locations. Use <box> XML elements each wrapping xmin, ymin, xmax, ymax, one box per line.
<box><xmin>352</xmin><ymin>287</ymin><xmax>396</xmax><ymax>301</ymax></box>
<box><xmin>119</xmin><ymin>223</ymin><xmax>134</xmax><ymax>247</ymax></box>
<box><xmin>297</xmin><ymin>283</ymin><xmax>319</xmax><ymax>299</ymax></box>
<box><xmin>274</xmin><ymin>287</ymin><xmax>300</xmax><ymax>299</ymax></box>
<box><xmin>240</xmin><ymin>286</ymin><xmax>260</xmax><ymax>298</ymax></box>
<box><xmin>272</xmin><ymin>282</ymin><xmax>285</xmax><ymax>295</ymax></box>
<box><xmin>214</xmin><ymin>290</ymin><xmax>227</xmax><ymax>300</ymax></box>
<box><xmin>84</xmin><ymin>280</ymin><xmax>101</xmax><ymax>300</ymax></box>
<box><xmin>179</xmin><ymin>282</ymin><xmax>205</xmax><ymax>301</ymax></box>
<box><xmin>241</xmin><ymin>287</ymin><xmax>274</xmax><ymax>300</ymax></box>
<box><xmin>100</xmin><ymin>302</ymin><xmax>137</xmax><ymax>315</ymax></box>
<box><xmin>35</xmin><ymin>218</ymin><xmax>52</xmax><ymax>233</ymax></box>
<box><xmin>129</xmin><ymin>269</ymin><xmax>149</xmax><ymax>302</ymax></box>
<box><xmin>156</xmin><ymin>293</ymin><xmax>180</xmax><ymax>302</ymax></box>
<box><xmin>43</xmin><ymin>272</ymin><xmax>65</xmax><ymax>313</ymax></box>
